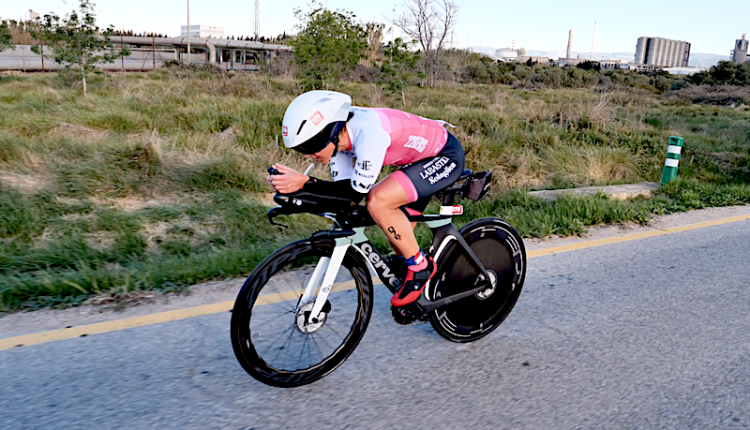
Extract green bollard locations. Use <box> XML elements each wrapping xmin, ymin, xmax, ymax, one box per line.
<box><xmin>661</xmin><ymin>136</ymin><xmax>684</xmax><ymax>186</ymax></box>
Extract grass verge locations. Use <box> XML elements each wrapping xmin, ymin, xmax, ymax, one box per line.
<box><xmin>0</xmin><ymin>72</ymin><xmax>748</xmax><ymax>311</ymax></box>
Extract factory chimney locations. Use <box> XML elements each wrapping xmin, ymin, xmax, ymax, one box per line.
<box><xmin>590</xmin><ymin>21</ymin><xmax>597</xmax><ymax>60</ymax></box>
<box><xmin>566</xmin><ymin>29</ymin><xmax>573</xmax><ymax>59</ymax></box>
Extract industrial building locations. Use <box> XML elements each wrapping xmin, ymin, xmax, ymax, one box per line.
<box><xmin>731</xmin><ymin>34</ymin><xmax>749</xmax><ymax>64</ymax></box>
<box><xmin>494</xmin><ymin>48</ymin><xmax>518</xmax><ymax>62</ymax></box>
<box><xmin>634</xmin><ymin>37</ymin><xmax>691</xmax><ymax>68</ymax></box>
<box><xmin>0</xmin><ymin>36</ymin><xmax>291</xmax><ymax>72</ymax></box>
<box><xmin>181</xmin><ymin>25</ymin><xmax>224</xmax><ymax>39</ymax></box>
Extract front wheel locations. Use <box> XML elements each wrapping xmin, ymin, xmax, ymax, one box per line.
<box><xmin>427</xmin><ymin>218</ymin><xmax>526</xmax><ymax>343</ymax></box>
<box><xmin>231</xmin><ymin>239</ymin><xmax>374</xmax><ymax>387</ymax></box>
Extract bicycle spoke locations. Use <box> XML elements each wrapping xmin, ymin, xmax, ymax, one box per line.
<box><xmin>313</xmin><ymin>331</ymin><xmax>335</xmax><ymax>354</ymax></box>
<box><xmin>297</xmin><ymin>335</ymin><xmax>310</xmax><ymax>369</ymax></box>
<box><xmin>309</xmin><ymin>335</ymin><xmax>325</xmax><ymax>364</ymax></box>
<box><xmin>255</xmin><ymin>308</ymin><xmax>297</xmax><ymax>325</ymax></box>
<box><xmin>268</xmin><ymin>322</ymin><xmax>297</xmax><ymax>368</ymax></box>
<box><xmin>324</xmin><ymin>321</ymin><xmax>344</xmax><ymax>337</ymax></box>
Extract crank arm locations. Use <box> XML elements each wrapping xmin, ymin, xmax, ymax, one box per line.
<box><xmin>416</xmin><ymin>281</ymin><xmax>491</xmax><ymax>313</ymax></box>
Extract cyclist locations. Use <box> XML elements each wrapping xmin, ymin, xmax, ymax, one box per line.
<box><xmin>269</xmin><ymin>90</ymin><xmax>465</xmax><ymax>307</ymax></box>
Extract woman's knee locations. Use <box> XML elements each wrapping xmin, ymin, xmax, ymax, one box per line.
<box><xmin>367</xmin><ymin>187</ymin><xmax>399</xmax><ymax>213</ymax></box>
<box><xmin>366</xmin><ymin>189</ymin><xmax>387</xmax><ymax>213</ymax></box>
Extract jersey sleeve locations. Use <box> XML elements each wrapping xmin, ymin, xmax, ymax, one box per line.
<box><xmin>351</xmin><ymin>128</ymin><xmax>391</xmax><ymax>193</ymax></box>
<box><xmin>329</xmin><ymin>152</ymin><xmax>354</xmax><ymax>182</ymax></box>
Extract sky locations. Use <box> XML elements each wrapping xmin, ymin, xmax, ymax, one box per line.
<box><xmin>6</xmin><ymin>0</ymin><xmax>750</xmax><ymax>55</ymax></box>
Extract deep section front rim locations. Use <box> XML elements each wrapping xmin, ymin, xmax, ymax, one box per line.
<box><xmin>231</xmin><ymin>240</ymin><xmax>373</xmax><ymax>387</ymax></box>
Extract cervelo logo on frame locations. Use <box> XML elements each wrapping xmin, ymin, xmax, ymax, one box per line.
<box><xmin>404</xmin><ymin>135</ymin><xmax>428</xmax><ymax>153</ymax></box>
<box><xmin>310</xmin><ymin>111</ymin><xmax>325</xmax><ymax>126</ymax></box>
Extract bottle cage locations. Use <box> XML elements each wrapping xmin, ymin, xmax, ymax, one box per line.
<box><xmin>463</xmin><ymin>171</ymin><xmax>493</xmax><ymax>201</ymax></box>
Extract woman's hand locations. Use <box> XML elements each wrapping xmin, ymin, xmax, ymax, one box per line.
<box><xmin>268</xmin><ymin>163</ymin><xmax>310</xmax><ymax>194</ymax></box>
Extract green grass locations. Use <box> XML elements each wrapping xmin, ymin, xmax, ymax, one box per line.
<box><xmin>0</xmin><ymin>72</ymin><xmax>748</xmax><ymax>310</ymax></box>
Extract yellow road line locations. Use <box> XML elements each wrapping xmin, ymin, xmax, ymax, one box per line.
<box><xmin>0</xmin><ymin>280</ymin><xmax>362</xmax><ymax>352</ymax></box>
<box><xmin>2</xmin><ymin>213</ymin><xmax>749</xmax><ymax>352</ymax></box>
<box><xmin>526</xmin><ymin>213</ymin><xmax>750</xmax><ymax>258</ymax></box>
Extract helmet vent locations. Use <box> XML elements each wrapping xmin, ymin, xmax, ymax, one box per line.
<box><xmin>296</xmin><ymin>120</ymin><xmax>307</xmax><ymax>135</ymax></box>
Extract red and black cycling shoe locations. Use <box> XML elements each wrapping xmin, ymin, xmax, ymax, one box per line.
<box><xmin>391</xmin><ymin>256</ymin><xmax>437</xmax><ymax>307</ymax></box>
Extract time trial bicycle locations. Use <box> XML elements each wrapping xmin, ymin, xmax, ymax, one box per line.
<box><xmin>231</xmin><ymin>169</ymin><xmax>526</xmax><ymax>387</ymax></box>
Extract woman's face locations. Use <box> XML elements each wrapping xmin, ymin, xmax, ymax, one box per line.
<box><xmin>306</xmin><ymin>142</ymin><xmax>335</xmax><ymax>164</ymax></box>
<box><xmin>305</xmin><ymin>126</ymin><xmax>347</xmax><ymax>165</ymax></box>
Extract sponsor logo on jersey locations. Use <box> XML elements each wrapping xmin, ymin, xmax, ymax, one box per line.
<box><xmin>310</xmin><ymin>111</ymin><xmax>324</xmax><ymax>126</ymax></box>
<box><xmin>353</xmin><ymin>180</ymin><xmax>373</xmax><ymax>191</ymax></box>
<box><xmin>404</xmin><ymin>135</ymin><xmax>428</xmax><ymax>153</ymax></box>
<box><xmin>358</xmin><ymin>160</ymin><xmax>372</xmax><ymax>171</ymax></box>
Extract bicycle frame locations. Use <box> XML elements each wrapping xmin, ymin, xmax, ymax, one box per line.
<box><xmin>300</xmin><ymin>214</ymin><xmax>494</xmax><ymax>322</ymax></box>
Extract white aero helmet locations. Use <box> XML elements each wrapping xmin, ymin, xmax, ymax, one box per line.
<box><xmin>281</xmin><ymin>90</ymin><xmax>352</xmax><ymax>154</ymax></box>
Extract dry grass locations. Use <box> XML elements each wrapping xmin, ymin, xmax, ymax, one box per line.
<box><xmin>512</xmin><ymin>93</ymin><xmax>615</xmax><ymax>130</ymax></box>
<box><xmin>83</xmin><ymin>290</ymin><xmax>157</xmax><ymax>308</ymax></box>
<box><xmin>665</xmin><ymin>85</ymin><xmax>750</xmax><ymax>106</ymax></box>
<box><xmin>0</xmin><ymin>170</ymin><xmax>52</xmax><ymax>193</ymax></box>
<box><xmin>47</xmin><ymin>122</ymin><xmax>109</xmax><ymax>141</ymax></box>
<box><xmin>542</xmin><ymin>145</ymin><xmax>639</xmax><ymax>186</ymax></box>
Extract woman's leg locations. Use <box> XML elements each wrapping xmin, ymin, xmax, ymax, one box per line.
<box><xmin>367</xmin><ymin>176</ymin><xmax>420</xmax><ymax>258</ymax></box>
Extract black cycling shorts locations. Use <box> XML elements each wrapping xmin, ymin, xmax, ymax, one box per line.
<box><xmin>391</xmin><ymin>132</ymin><xmax>465</xmax><ymax>211</ymax></box>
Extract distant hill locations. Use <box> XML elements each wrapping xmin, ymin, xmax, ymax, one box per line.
<box><xmin>469</xmin><ymin>46</ymin><xmax>727</xmax><ymax>68</ymax></box>
<box><xmin>688</xmin><ymin>53</ymin><xmax>729</xmax><ymax>68</ymax></box>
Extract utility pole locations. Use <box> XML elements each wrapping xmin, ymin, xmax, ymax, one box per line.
<box><xmin>256</xmin><ymin>0</ymin><xmax>261</xmax><ymax>40</ymax></box>
<box><xmin>392</xmin><ymin>5</ymin><xmax>396</xmax><ymax>45</ymax></box>
<box><xmin>187</xmin><ymin>0</ymin><xmax>191</xmax><ymax>64</ymax></box>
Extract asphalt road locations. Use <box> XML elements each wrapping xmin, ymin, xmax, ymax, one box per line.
<box><xmin>2</xmin><ymin>220</ymin><xmax>749</xmax><ymax>429</ymax></box>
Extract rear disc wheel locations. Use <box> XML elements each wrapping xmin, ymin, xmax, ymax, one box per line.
<box><xmin>428</xmin><ymin>218</ymin><xmax>526</xmax><ymax>343</ymax></box>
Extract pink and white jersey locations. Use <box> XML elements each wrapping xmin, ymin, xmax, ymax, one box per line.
<box><xmin>330</xmin><ymin>107</ymin><xmax>451</xmax><ymax>193</ymax></box>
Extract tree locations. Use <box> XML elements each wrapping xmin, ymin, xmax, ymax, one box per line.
<box><xmin>396</xmin><ymin>0</ymin><xmax>458</xmax><ymax>87</ymax></box>
<box><xmin>0</xmin><ymin>19</ymin><xmax>16</xmax><ymax>52</ymax></box>
<box><xmin>364</xmin><ymin>22</ymin><xmax>385</xmax><ymax>64</ymax></box>
<box><xmin>576</xmin><ymin>60</ymin><xmax>601</xmax><ymax>72</ymax></box>
<box><xmin>291</xmin><ymin>4</ymin><xmax>367</xmax><ymax>90</ymax></box>
<box><xmin>31</xmin><ymin>0</ymin><xmax>128</xmax><ymax>94</ymax></box>
<box><xmin>379</xmin><ymin>38</ymin><xmax>423</xmax><ymax>103</ymax></box>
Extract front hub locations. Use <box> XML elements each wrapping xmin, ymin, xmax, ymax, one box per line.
<box><xmin>295</xmin><ymin>302</ymin><xmax>328</xmax><ymax>334</ymax></box>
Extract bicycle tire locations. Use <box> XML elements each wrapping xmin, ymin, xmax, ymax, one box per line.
<box><xmin>427</xmin><ymin>218</ymin><xmax>526</xmax><ymax>343</ymax></box>
<box><xmin>231</xmin><ymin>239</ymin><xmax>374</xmax><ymax>387</ymax></box>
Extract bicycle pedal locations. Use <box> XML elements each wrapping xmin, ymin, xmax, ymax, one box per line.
<box><xmin>390</xmin><ymin>305</ymin><xmax>429</xmax><ymax>326</ymax></box>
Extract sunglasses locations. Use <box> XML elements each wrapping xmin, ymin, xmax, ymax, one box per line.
<box><xmin>292</xmin><ymin>122</ymin><xmax>342</xmax><ymax>155</ymax></box>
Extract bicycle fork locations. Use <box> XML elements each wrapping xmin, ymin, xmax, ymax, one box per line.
<box><xmin>299</xmin><ymin>230</ymin><xmax>364</xmax><ymax>324</ymax></box>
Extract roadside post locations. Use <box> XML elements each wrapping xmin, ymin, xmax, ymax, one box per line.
<box><xmin>661</xmin><ymin>136</ymin><xmax>684</xmax><ymax>185</ymax></box>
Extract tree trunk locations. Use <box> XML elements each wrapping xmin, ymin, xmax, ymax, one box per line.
<box><xmin>81</xmin><ymin>53</ymin><xmax>88</xmax><ymax>95</ymax></box>
<box><xmin>82</xmin><ymin>67</ymin><xmax>87</xmax><ymax>95</ymax></box>
<box><xmin>81</xmin><ymin>67</ymin><xmax>87</xmax><ymax>95</ymax></box>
